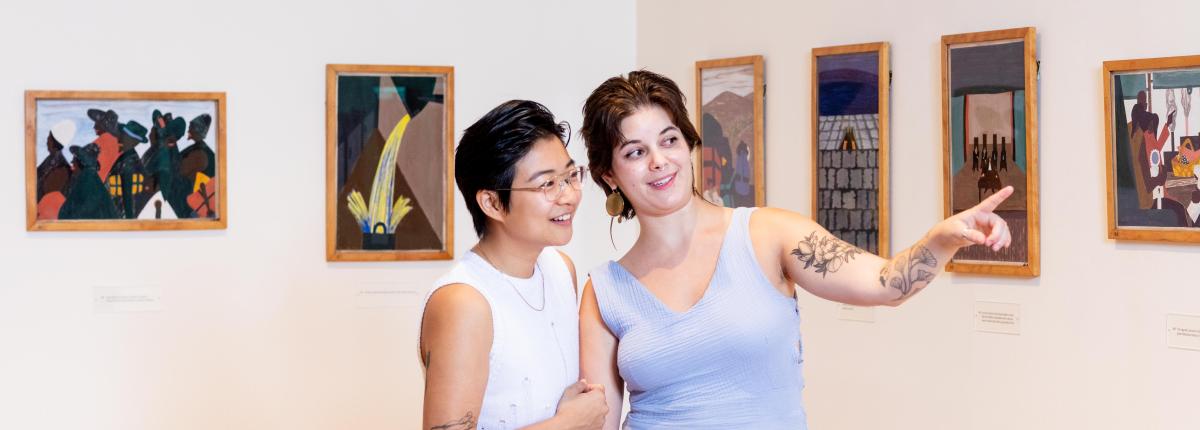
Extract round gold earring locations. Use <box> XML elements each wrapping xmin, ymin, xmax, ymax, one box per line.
<box><xmin>605</xmin><ymin>188</ymin><xmax>625</xmax><ymax>217</ymax></box>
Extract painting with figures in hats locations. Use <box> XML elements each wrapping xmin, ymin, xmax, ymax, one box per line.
<box><xmin>325</xmin><ymin>64</ymin><xmax>454</xmax><ymax>261</ymax></box>
<box><xmin>25</xmin><ymin>91</ymin><xmax>226</xmax><ymax>231</ymax></box>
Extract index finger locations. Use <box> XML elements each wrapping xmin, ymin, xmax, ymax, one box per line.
<box><xmin>975</xmin><ymin>186</ymin><xmax>1014</xmax><ymax>213</ymax></box>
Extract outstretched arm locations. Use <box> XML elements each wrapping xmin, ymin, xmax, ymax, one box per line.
<box><xmin>763</xmin><ymin>186</ymin><xmax>1014</xmax><ymax>306</ymax></box>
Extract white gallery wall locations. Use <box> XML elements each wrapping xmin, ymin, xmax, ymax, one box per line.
<box><xmin>0</xmin><ymin>1</ymin><xmax>634</xmax><ymax>429</ymax></box>
<box><xmin>4</xmin><ymin>0</ymin><xmax>1200</xmax><ymax>429</ymax></box>
<box><xmin>637</xmin><ymin>0</ymin><xmax>1199</xmax><ymax>429</ymax></box>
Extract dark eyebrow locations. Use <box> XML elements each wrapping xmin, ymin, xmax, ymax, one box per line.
<box><xmin>619</xmin><ymin>126</ymin><xmax>679</xmax><ymax>149</ymax></box>
<box><xmin>525</xmin><ymin>160</ymin><xmax>578</xmax><ymax>182</ymax></box>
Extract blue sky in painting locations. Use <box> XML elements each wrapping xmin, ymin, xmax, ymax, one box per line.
<box><xmin>817</xmin><ymin>52</ymin><xmax>879</xmax><ymax>116</ymax></box>
<box><xmin>34</xmin><ymin>99</ymin><xmax>217</xmax><ymax>163</ymax></box>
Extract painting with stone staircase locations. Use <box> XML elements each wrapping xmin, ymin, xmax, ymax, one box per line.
<box><xmin>813</xmin><ymin>43</ymin><xmax>889</xmax><ymax>256</ymax></box>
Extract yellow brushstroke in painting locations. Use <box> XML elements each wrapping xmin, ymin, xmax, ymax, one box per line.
<box><xmin>347</xmin><ymin>115</ymin><xmax>415</xmax><ymax>234</ymax></box>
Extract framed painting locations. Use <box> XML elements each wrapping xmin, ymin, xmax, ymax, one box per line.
<box><xmin>1104</xmin><ymin>55</ymin><xmax>1200</xmax><ymax>242</ymax></box>
<box><xmin>812</xmin><ymin>42</ymin><xmax>890</xmax><ymax>257</ymax></box>
<box><xmin>325</xmin><ymin>64</ymin><xmax>454</xmax><ymax>261</ymax></box>
<box><xmin>25</xmin><ymin>91</ymin><xmax>226</xmax><ymax>231</ymax></box>
<box><xmin>695</xmin><ymin>55</ymin><xmax>765</xmax><ymax>207</ymax></box>
<box><xmin>941</xmin><ymin>27</ymin><xmax>1040</xmax><ymax>277</ymax></box>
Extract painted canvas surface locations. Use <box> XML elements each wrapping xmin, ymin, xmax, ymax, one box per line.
<box><xmin>31</xmin><ymin>98</ymin><xmax>220</xmax><ymax>225</ymax></box>
<box><xmin>816</xmin><ymin>51</ymin><xmax>882</xmax><ymax>254</ymax></box>
<box><xmin>699</xmin><ymin>64</ymin><xmax>758</xmax><ymax>207</ymax></box>
<box><xmin>331</xmin><ymin>71</ymin><xmax>449</xmax><ymax>258</ymax></box>
<box><xmin>1110</xmin><ymin>70</ymin><xmax>1200</xmax><ymax>229</ymax></box>
<box><xmin>947</xmin><ymin>40</ymin><xmax>1030</xmax><ymax>264</ymax></box>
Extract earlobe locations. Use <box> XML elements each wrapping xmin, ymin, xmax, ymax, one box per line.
<box><xmin>601</xmin><ymin>172</ymin><xmax>618</xmax><ymax>191</ymax></box>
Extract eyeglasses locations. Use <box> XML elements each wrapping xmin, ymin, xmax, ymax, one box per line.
<box><xmin>496</xmin><ymin>166</ymin><xmax>588</xmax><ymax>201</ymax></box>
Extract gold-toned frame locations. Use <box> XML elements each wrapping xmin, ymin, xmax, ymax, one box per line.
<box><xmin>1103</xmin><ymin>54</ymin><xmax>1200</xmax><ymax>243</ymax></box>
<box><xmin>324</xmin><ymin>64</ymin><xmax>455</xmax><ymax>262</ymax></box>
<box><xmin>694</xmin><ymin>55</ymin><xmax>766</xmax><ymax>206</ymax></box>
<box><xmin>811</xmin><ymin>42</ymin><xmax>891</xmax><ymax>257</ymax></box>
<box><xmin>941</xmin><ymin>27</ymin><xmax>1040</xmax><ymax>277</ymax></box>
<box><xmin>25</xmin><ymin>90</ymin><xmax>228</xmax><ymax>232</ymax></box>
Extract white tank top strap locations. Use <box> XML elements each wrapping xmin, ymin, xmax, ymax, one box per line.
<box><xmin>418</xmin><ymin>252</ymin><xmax>504</xmax><ymax>360</ymax></box>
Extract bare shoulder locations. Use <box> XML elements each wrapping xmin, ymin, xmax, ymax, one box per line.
<box><xmin>749</xmin><ymin>207</ymin><xmax>820</xmax><ymax>238</ymax></box>
<box><xmin>423</xmin><ymin>284</ymin><xmax>492</xmax><ymax>328</ymax></box>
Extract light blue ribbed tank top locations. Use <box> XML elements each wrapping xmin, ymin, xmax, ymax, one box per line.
<box><xmin>590</xmin><ymin>207</ymin><xmax>807</xmax><ymax>429</ymax></box>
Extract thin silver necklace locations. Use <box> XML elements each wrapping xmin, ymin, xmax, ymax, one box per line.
<box><xmin>476</xmin><ymin>247</ymin><xmax>546</xmax><ymax>312</ymax></box>
<box><xmin>478</xmin><ymin>247</ymin><xmax>570</xmax><ymax>383</ymax></box>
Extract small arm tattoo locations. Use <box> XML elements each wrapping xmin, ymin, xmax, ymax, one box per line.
<box><xmin>879</xmin><ymin>244</ymin><xmax>937</xmax><ymax>300</ymax></box>
<box><xmin>791</xmin><ymin>231</ymin><xmax>864</xmax><ymax>277</ymax></box>
<box><xmin>431</xmin><ymin>412</ymin><xmax>477</xmax><ymax>430</ymax></box>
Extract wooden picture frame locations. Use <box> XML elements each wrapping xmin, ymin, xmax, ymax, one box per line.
<box><xmin>1103</xmin><ymin>55</ymin><xmax>1200</xmax><ymax>242</ymax></box>
<box><xmin>812</xmin><ymin>42</ymin><xmax>891</xmax><ymax>257</ymax></box>
<box><xmin>25</xmin><ymin>90</ymin><xmax>227</xmax><ymax>231</ymax></box>
<box><xmin>325</xmin><ymin>64</ymin><xmax>454</xmax><ymax>262</ymax></box>
<box><xmin>941</xmin><ymin>27</ymin><xmax>1040</xmax><ymax>277</ymax></box>
<box><xmin>695</xmin><ymin>55</ymin><xmax>765</xmax><ymax>207</ymax></box>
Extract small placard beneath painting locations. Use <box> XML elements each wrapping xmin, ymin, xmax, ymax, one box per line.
<box><xmin>94</xmin><ymin>286</ymin><xmax>162</xmax><ymax>313</ymax></box>
<box><xmin>974</xmin><ymin>301</ymin><xmax>1020</xmax><ymax>335</ymax></box>
<box><xmin>355</xmin><ymin>282</ymin><xmax>423</xmax><ymax>309</ymax></box>
<box><xmin>1166</xmin><ymin>314</ymin><xmax>1200</xmax><ymax>351</ymax></box>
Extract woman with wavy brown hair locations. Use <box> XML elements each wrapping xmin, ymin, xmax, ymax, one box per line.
<box><xmin>577</xmin><ymin>70</ymin><xmax>1014</xmax><ymax>429</ymax></box>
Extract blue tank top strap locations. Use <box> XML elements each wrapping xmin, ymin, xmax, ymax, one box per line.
<box><xmin>587</xmin><ymin>262</ymin><xmax>634</xmax><ymax>338</ymax></box>
<box><xmin>727</xmin><ymin>206</ymin><xmax>777</xmax><ymax>287</ymax></box>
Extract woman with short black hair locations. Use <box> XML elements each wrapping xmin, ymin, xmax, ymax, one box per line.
<box><xmin>420</xmin><ymin>100</ymin><xmax>607</xmax><ymax>430</ymax></box>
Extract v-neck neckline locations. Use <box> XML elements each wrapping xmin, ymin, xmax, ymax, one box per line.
<box><xmin>609</xmin><ymin>209</ymin><xmax>738</xmax><ymax>316</ymax></box>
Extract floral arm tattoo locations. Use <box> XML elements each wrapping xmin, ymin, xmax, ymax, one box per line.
<box><xmin>879</xmin><ymin>243</ymin><xmax>938</xmax><ymax>300</ymax></box>
<box><xmin>431</xmin><ymin>412</ymin><xmax>477</xmax><ymax>430</ymax></box>
<box><xmin>791</xmin><ymin>232</ymin><xmax>864</xmax><ymax>277</ymax></box>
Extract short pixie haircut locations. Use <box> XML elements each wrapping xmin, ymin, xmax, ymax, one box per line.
<box><xmin>455</xmin><ymin>100</ymin><xmax>568</xmax><ymax>237</ymax></box>
<box><xmin>580</xmin><ymin>70</ymin><xmax>702</xmax><ymax>220</ymax></box>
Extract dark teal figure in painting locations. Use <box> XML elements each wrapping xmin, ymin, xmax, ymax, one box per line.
<box><xmin>731</xmin><ymin>142</ymin><xmax>754</xmax><ymax>206</ymax></box>
<box><xmin>107</xmin><ymin>120</ymin><xmax>151</xmax><ymax>219</ymax></box>
<box><xmin>701</xmin><ymin>113</ymin><xmax>734</xmax><ymax>205</ymax></box>
<box><xmin>142</xmin><ymin>112</ymin><xmax>171</xmax><ymax>182</ymax></box>
<box><xmin>146</xmin><ymin>111</ymin><xmax>192</xmax><ymax>218</ymax></box>
<box><xmin>59</xmin><ymin>143</ymin><xmax>118</xmax><ymax>219</ymax></box>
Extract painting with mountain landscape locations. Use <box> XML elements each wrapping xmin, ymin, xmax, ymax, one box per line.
<box><xmin>696</xmin><ymin>55</ymin><xmax>764</xmax><ymax>207</ymax></box>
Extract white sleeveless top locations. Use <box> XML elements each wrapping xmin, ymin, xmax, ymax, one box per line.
<box><xmin>419</xmin><ymin>248</ymin><xmax>580</xmax><ymax>430</ymax></box>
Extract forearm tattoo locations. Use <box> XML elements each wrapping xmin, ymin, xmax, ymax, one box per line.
<box><xmin>879</xmin><ymin>244</ymin><xmax>938</xmax><ymax>300</ymax></box>
<box><xmin>791</xmin><ymin>232</ymin><xmax>864</xmax><ymax>277</ymax></box>
<box><xmin>431</xmin><ymin>412</ymin><xmax>477</xmax><ymax>430</ymax></box>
